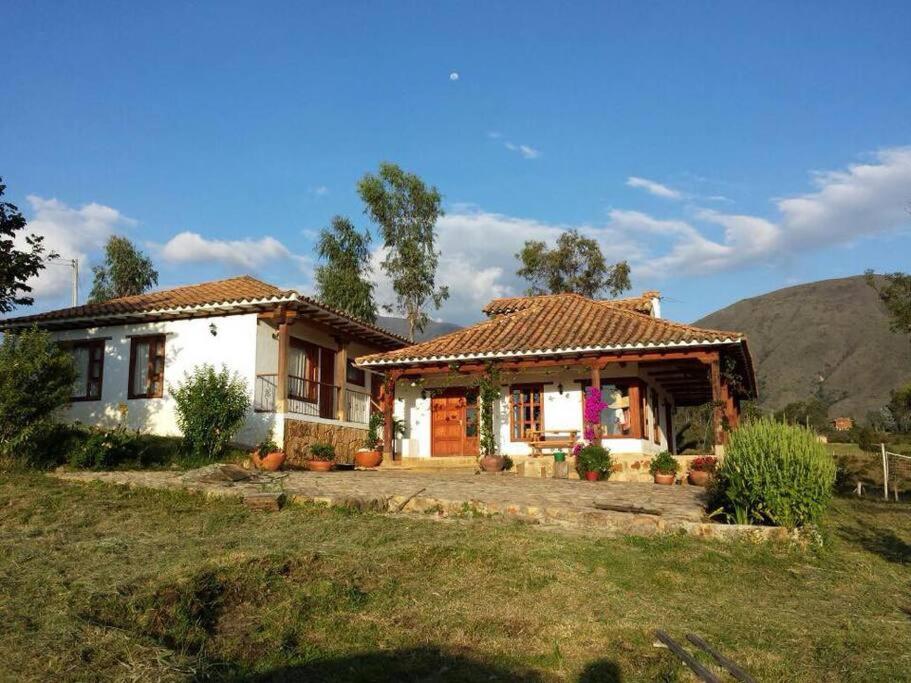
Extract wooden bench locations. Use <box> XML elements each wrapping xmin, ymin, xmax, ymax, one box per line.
<box><xmin>527</xmin><ymin>429</ymin><xmax>579</xmax><ymax>457</ymax></box>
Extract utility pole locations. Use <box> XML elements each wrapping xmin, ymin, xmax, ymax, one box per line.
<box><xmin>71</xmin><ymin>258</ymin><xmax>79</xmax><ymax>306</ymax></box>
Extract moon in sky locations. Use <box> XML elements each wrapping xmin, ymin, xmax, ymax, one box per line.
<box><xmin>449</xmin><ymin>71</ymin><xmax>459</xmax><ymax>81</ymax></box>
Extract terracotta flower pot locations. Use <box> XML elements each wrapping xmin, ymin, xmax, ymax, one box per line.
<box><xmin>688</xmin><ymin>470</ymin><xmax>711</xmax><ymax>487</ymax></box>
<box><xmin>479</xmin><ymin>455</ymin><xmax>506</xmax><ymax>472</ymax></box>
<box><xmin>355</xmin><ymin>449</ymin><xmax>383</xmax><ymax>468</ymax></box>
<box><xmin>584</xmin><ymin>470</ymin><xmax>601</xmax><ymax>482</ymax></box>
<box><xmin>252</xmin><ymin>451</ymin><xmax>285</xmax><ymax>472</ymax></box>
<box><xmin>654</xmin><ymin>472</ymin><xmax>676</xmax><ymax>485</ymax></box>
<box><xmin>307</xmin><ymin>460</ymin><xmax>333</xmax><ymax>472</ymax></box>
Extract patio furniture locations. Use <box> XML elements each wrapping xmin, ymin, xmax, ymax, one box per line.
<box><xmin>527</xmin><ymin>429</ymin><xmax>579</xmax><ymax>457</ymax></box>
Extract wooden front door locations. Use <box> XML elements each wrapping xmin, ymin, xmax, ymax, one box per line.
<box><xmin>431</xmin><ymin>389</ymin><xmax>479</xmax><ymax>456</ymax></box>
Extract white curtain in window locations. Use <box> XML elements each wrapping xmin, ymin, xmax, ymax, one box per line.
<box><xmin>71</xmin><ymin>346</ymin><xmax>89</xmax><ymax>397</ymax></box>
<box><xmin>132</xmin><ymin>340</ymin><xmax>150</xmax><ymax>395</ymax></box>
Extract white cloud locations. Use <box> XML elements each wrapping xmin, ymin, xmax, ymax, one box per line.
<box><xmin>622</xmin><ymin>146</ymin><xmax>911</xmax><ymax>277</ymax></box>
<box><xmin>309</xmin><ymin>185</ymin><xmax>329</xmax><ymax>196</ymax></box>
<box><xmin>626</xmin><ymin>176</ymin><xmax>683</xmax><ymax>200</ymax></box>
<box><xmin>503</xmin><ymin>141</ymin><xmax>540</xmax><ymax>159</ymax></box>
<box><xmin>160</xmin><ymin>231</ymin><xmax>310</xmax><ymax>271</ymax></box>
<box><xmin>19</xmin><ymin>195</ymin><xmax>136</xmax><ymax>299</ymax></box>
<box><xmin>370</xmin><ymin>208</ymin><xmax>641</xmax><ymax>323</ymax></box>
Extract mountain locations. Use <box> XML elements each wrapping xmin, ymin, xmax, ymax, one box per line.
<box><xmin>694</xmin><ymin>275</ymin><xmax>911</xmax><ymax>420</ymax></box>
<box><xmin>377</xmin><ymin>316</ymin><xmax>461</xmax><ymax>342</ymax></box>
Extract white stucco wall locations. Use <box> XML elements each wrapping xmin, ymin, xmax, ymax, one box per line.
<box><xmin>395</xmin><ymin>365</ymin><xmax>674</xmax><ymax>459</ymax></box>
<box><xmin>51</xmin><ymin>313</ymin><xmax>279</xmax><ymax>446</ymax></box>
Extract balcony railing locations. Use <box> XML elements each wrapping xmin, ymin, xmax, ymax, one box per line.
<box><xmin>254</xmin><ymin>373</ymin><xmax>371</xmax><ymax>424</ymax></box>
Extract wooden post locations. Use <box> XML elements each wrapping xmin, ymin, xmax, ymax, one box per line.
<box><xmin>335</xmin><ymin>340</ymin><xmax>348</xmax><ymax>421</ymax></box>
<box><xmin>587</xmin><ymin>361</ymin><xmax>602</xmax><ymax>443</ymax></box>
<box><xmin>276</xmin><ymin>315</ymin><xmax>290</xmax><ymax>413</ymax></box>
<box><xmin>882</xmin><ymin>443</ymin><xmax>890</xmax><ymax>500</ymax></box>
<box><xmin>709</xmin><ymin>357</ymin><xmax>724</xmax><ymax>451</ymax></box>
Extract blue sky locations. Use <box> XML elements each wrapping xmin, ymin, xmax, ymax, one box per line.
<box><xmin>3</xmin><ymin>1</ymin><xmax>910</xmax><ymax>324</ymax></box>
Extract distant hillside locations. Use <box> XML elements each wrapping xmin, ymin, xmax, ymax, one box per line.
<box><xmin>694</xmin><ymin>275</ymin><xmax>911</xmax><ymax>420</ymax></box>
<box><xmin>377</xmin><ymin>316</ymin><xmax>461</xmax><ymax>342</ymax></box>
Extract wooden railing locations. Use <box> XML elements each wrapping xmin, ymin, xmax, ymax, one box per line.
<box><xmin>254</xmin><ymin>373</ymin><xmax>371</xmax><ymax>424</ymax></box>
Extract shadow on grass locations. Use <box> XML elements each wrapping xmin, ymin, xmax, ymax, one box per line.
<box><xmin>840</xmin><ymin>526</ymin><xmax>911</xmax><ymax>564</ymax></box>
<box><xmin>223</xmin><ymin>647</ymin><xmax>622</xmax><ymax>682</ymax></box>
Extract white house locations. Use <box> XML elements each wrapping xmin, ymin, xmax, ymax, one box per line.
<box><xmin>357</xmin><ymin>291</ymin><xmax>756</xmax><ymax>479</ymax></box>
<box><xmin>0</xmin><ymin>276</ymin><xmax>407</xmax><ymax>463</ymax></box>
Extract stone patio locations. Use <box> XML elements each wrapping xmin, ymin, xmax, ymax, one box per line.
<box><xmin>52</xmin><ymin>467</ymin><xmax>787</xmax><ymax>540</ymax></box>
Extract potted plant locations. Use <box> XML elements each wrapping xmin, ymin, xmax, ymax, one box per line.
<box><xmin>687</xmin><ymin>455</ymin><xmax>717</xmax><ymax>486</ymax></box>
<box><xmin>307</xmin><ymin>442</ymin><xmax>335</xmax><ymax>472</ymax></box>
<box><xmin>575</xmin><ymin>444</ymin><xmax>613</xmax><ymax>482</ymax></box>
<box><xmin>251</xmin><ymin>439</ymin><xmax>285</xmax><ymax>472</ymax></box>
<box><xmin>355</xmin><ymin>412</ymin><xmax>384</xmax><ymax>468</ymax></box>
<box><xmin>649</xmin><ymin>450</ymin><xmax>679</xmax><ymax>485</ymax></box>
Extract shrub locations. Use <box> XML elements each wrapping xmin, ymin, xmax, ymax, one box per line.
<box><xmin>309</xmin><ymin>442</ymin><xmax>336</xmax><ymax>461</ymax></box>
<box><xmin>171</xmin><ymin>365</ymin><xmax>250</xmax><ymax>463</ymax></box>
<box><xmin>0</xmin><ymin>327</ymin><xmax>76</xmax><ymax>467</ymax></box>
<box><xmin>575</xmin><ymin>444</ymin><xmax>613</xmax><ymax>480</ymax></box>
<box><xmin>712</xmin><ymin>418</ymin><xmax>836</xmax><ymax>528</ymax></box>
<box><xmin>68</xmin><ymin>426</ymin><xmax>144</xmax><ymax>470</ymax></box>
<box><xmin>364</xmin><ymin>412</ymin><xmax>383</xmax><ymax>450</ymax></box>
<box><xmin>649</xmin><ymin>451</ymin><xmax>679</xmax><ymax>476</ymax></box>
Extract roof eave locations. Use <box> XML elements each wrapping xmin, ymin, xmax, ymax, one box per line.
<box><xmin>357</xmin><ymin>336</ymin><xmax>747</xmax><ymax>367</ymax></box>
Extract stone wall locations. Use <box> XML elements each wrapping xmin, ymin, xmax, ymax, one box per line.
<box><xmin>512</xmin><ymin>452</ymin><xmax>719</xmax><ymax>483</ymax></box>
<box><xmin>284</xmin><ymin>418</ymin><xmax>368</xmax><ymax>467</ymax></box>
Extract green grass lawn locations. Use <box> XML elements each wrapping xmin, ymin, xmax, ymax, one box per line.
<box><xmin>1</xmin><ymin>474</ymin><xmax>909</xmax><ymax>682</ymax></box>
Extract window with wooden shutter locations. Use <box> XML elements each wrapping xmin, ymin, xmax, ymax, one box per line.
<box><xmin>509</xmin><ymin>384</ymin><xmax>544</xmax><ymax>441</ymax></box>
<box><xmin>129</xmin><ymin>335</ymin><xmax>166</xmax><ymax>399</ymax></box>
<box><xmin>68</xmin><ymin>340</ymin><xmax>105</xmax><ymax>401</ymax></box>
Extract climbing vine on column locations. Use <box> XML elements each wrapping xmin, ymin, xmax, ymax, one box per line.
<box><xmin>476</xmin><ymin>364</ymin><xmax>501</xmax><ymax>456</ymax></box>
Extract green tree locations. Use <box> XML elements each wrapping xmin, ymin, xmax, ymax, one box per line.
<box><xmin>884</xmin><ymin>382</ymin><xmax>911</xmax><ymax>433</ymax></box>
<box><xmin>0</xmin><ymin>328</ymin><xmax>76</xmax><ymax>465</ymax></box>
<box><xmin>89</xmin><ymin>236</ymin><xmax>158</xmax><ymax>302</ymax></box>
<box><xmin>171</xmin><ymin>364</ymin><xmax>250</xmax><ymax>463</ymax></box>
<box><xmin>866</xmin><ymin>269</ymin><xmax>911</xmax><ymax>338</ymax></box>
<box><xmin>516</xmin><ymin>229</ymin><xmax>631</xmax><ymax>298</ymax></box>
<box><xmin>315</xmin><ymin>215</ymin><xmax>377</xmax><ymax>323</ymax></box>
<box><xmin>357</xmin><ymin>162</ymin><xmax>449</xmax><ymax>341</ymax></box>
<box><xmin>0</xmin><ymin>178</ymin><xmax>52</xmax><ymax>313</ymax></box>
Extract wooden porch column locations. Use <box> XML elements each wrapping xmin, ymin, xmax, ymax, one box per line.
<box><xmin>709</xmin><ymin>356</ymin><xmax>725</xmax><ymax>449</ymax></box>
<box><xmin>276</xmin><ymin>315</ymin><xmax>290</xmax><ymax>413</ymax></box>
<box><xmin>335</xmin><ymin>340</ymin><xmax>348</xmax><ymax>421</ymax></box>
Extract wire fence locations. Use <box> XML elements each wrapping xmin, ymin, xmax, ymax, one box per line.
<box><xmin>882</xmin><ymin>444</ymin><xmax>911</xmax><ymax>502</ymax></box>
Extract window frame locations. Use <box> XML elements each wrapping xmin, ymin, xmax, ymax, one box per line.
<box><xmin>128</xmin><ymin>334</ymin><xmax>166</xmax><ymax>399</ymax></box>
<box><xmin>508</xmin><ymin>383</ymin><xmax>545</xmax><ymax>442</ymax></box>
<box><xmin>346</xmin><ymin>358</ymin><xmax>366</xmax><ymax>387</ymax></box>
<box><xmin>578</xmin><ymin>377</ymin><xmax>644</xmax><ymax>440</ymax></box>
<box><xmin>64</xmin><ymin>339</ymin><xmax>105</xmax><ymax>402</ymax></box>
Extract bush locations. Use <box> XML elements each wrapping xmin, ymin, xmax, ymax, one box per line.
<box><xmin>68</xmin><ymin>426</ymin><xmax>143</xmax><ymax>470</ymax></box>
<box><xmin>712</xmin><ymin>418</ymin><xmax>836</xmax><ymax>528</ymax></box>
<box><xmin>688</xmin><ymin>455</ymin><xmax>717</xmax><ymax>472</ymax></box>
<box><xmin>649</xmin><ymin>451</ymin><xmax>679</xmax><ymax>476</ymax></box>
<box><xmin>172</xmin><ymin>365</ymin><xmax>250</xmax><ymax>463</ymax></box>
<box><xmin>309</xmin><ymin>442</ymin><xmax>336</xmax><ymax>461</ymax></box>
<box><xmin>575</xmin><ymin>444</ymin><xmax>613</xmax><ymax>480</ymax></box>
<box><xmin>0</xmin><ymin>327</ymin><xmax>76</xmax><ymax>467</ymax></box>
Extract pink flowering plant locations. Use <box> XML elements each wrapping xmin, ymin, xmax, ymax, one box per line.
<box><xmin>583</xmin><ymin>386</ymin><xmax>607</xmax><ymax>442</ymax></box>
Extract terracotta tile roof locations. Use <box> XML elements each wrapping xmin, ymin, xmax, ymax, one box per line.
<box><xmin>0</xmin><ymin>275</ymin><xmax>408</xmax><ymax>348</ymax></box>
<box><xmin>483</xmin><ymin>290</ymin><xmax>660</xmax><ymax>316</ymax></box>
<box><xmin>359</xmin><ymin>292</ymin><xmax>745</xmax><ymax>365</ymax></box>
<box><xmin>3</xmin><ymin>276</ymin><xmax>291</xmax><ymax>325</ymax></box>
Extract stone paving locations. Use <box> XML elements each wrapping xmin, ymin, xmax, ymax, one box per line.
<box><xmin>52</xmin><ymin>467</ymin><xmax>788</xmax><ymax>540</ymax></box>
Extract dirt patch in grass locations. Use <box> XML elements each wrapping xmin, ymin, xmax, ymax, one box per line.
<box><xmin>1</xmin><ymin>473</ymin><xmax>909</xmax><ymax>681</ymax></box>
